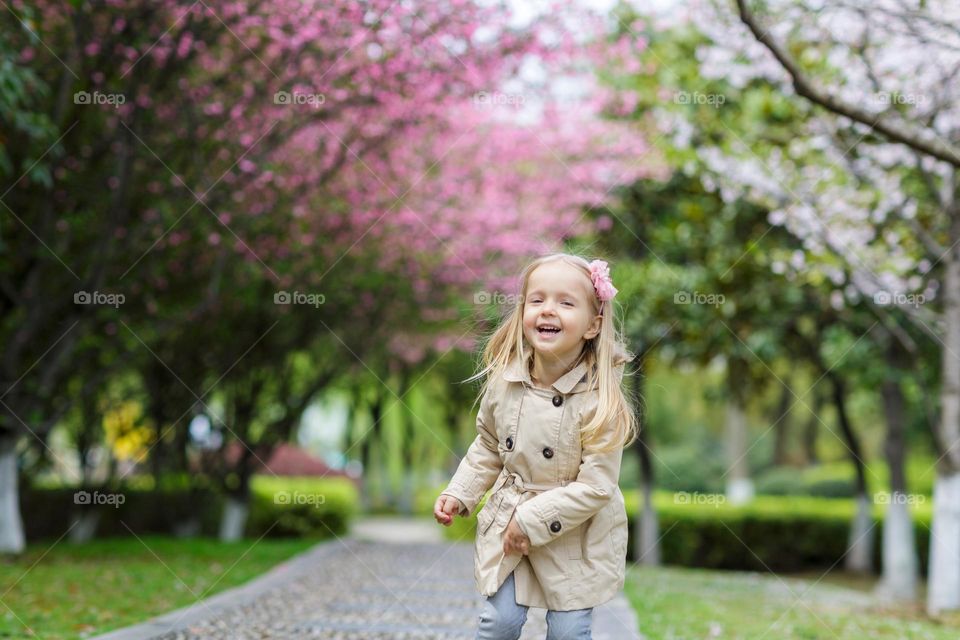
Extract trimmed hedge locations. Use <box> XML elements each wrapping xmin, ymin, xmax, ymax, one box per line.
<box><xmin>439</xmin><ymin>488</ymin><xmax>932</xmax><ymax>575</ymax></box>
<box><xmin>247</xmin><ymin>476</ymin><xmax>357</xmax><ymax>537</ymax></box>
<box><xmin>21</xmin><ymin>475</ymin><xmax>358</xmax><ymax>541</ymax></box>
<box><xmin>752</xmin><ymin>459</ymin><xmax>936</xmax><ymax>499</ymax></box>
<box><xmin>753</xmin><ymin>465</ymin><xmax>855</xmax><ymax>498</ymax></box>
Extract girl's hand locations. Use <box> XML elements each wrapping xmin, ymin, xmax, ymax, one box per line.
<box><xmin>434</xmin><ymin>495</ymin><xmax>464</xmax><ymax>526</ymax></box>
<box><xmin>503</xmin><ymin>513</ymin><xmax>530</xmax><ymax>555</ymax></box>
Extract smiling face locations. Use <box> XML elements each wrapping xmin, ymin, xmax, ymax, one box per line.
<box><xmin>521</xmin><ymin>260</ymin><xmax>602</xmax><ymax>364</ymax></box>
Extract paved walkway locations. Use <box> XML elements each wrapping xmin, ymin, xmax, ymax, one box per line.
<box><xmin>91</xmin><ymin>516</ymin><xmax>643</xmax><ymax>640</ymax></box>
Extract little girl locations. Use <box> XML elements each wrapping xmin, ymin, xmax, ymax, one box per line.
<box><xmin>434</xmin><ymin>253</ymin><xmax>638</xmax><ymax>640</ymax></box>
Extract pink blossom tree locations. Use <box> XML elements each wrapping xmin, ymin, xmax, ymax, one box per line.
<box><xmin>0</xmin><ymin>0</ymin><xmax>659</xmax><ymax>547</ymax></box>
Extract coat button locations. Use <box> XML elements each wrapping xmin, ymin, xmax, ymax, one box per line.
<box><xmin>542</xmin><ymin>447</ymin><xmax>554</xmax><ymax>459</ymax></box>
<box><xmin>505</xmin><ymin>436</ymin><xmax>513</xmax><ymax>450</ymax></box>
<box><xmin>550</xmin><ymin>520</ymin><xmax>562</xmax><ymax>533</ymax></box>
<box><xmin>552</xmin><ymin>395</ymin><xmax>563</xmax><ymax>407</ymax></box>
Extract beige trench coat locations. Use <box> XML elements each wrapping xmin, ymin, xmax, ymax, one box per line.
<box><xmin>439</xmin><ymin>353</ymin><xmax>628</xmax><ymax>611</ymax></box>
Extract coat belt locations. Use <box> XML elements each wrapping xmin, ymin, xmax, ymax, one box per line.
<box><xmin>500</xmin><ymin>470</ymin><xmax>571</xmax><ymax>493</ymax></box>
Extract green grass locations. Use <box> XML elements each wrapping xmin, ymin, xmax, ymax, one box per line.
<box><xmin>625</xmin><ymin>564</ymin><xmax>960</xmax><ymax>639</ymax></box>
<box><xmin>0</xmin><ymin>536</ymin><xmax>316</xmax><ymax>640</ymax></box>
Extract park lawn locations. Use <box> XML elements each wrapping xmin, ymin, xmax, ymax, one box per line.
<box><xmin>625</xmin><ymin>564</ymin><xmax>960</xmax><ymax>639</ymax></box>
<box><xmin>0</xmin><ymin>536</ymin><xmax>316</xmax><ymax>640</ymax></box>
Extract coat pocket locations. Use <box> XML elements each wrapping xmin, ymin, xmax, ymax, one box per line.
<box><xmin>476</xmin><ymin>491</ymin><xmax>504</xmax><ymax>536</ymax></box>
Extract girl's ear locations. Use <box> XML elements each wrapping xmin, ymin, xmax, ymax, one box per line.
<box><xmin>584</xmin><ymin>314</ymin><xmax>602</xmax><ymax>340</ymax></box>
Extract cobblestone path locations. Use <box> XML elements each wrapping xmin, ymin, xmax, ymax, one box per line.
<box><xmin>93</xmin><ymin>518</ymin><xmax>642</xmax><ymax>640</ymax></box>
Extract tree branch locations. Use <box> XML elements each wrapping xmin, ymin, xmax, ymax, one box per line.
<box><xmin>735</xmin><ymin>0</ymin><xmax>960</xmax><ymax>167</ymax></box>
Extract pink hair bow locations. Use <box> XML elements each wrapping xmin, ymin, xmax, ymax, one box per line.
<box><xmin>588</xmin><ymin>259</ymin><xmax>618</xmax><ymax>302</ymax></box>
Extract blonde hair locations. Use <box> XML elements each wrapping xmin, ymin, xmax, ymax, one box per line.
<box><xmin>464</xmin><ymin>253</ymin><xmax>639</xmax><ymax>454</ymax></box>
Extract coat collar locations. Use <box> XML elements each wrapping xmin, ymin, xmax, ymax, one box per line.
<box><xmin>503</xmin><ymin>351</ymin><xmax>590</xmax><ymax>394</ymax></box>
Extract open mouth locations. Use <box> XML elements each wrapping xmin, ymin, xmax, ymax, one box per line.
<box><xmin>537</xmin><ymin>326</ymin><xmax>561</xmax><ymax>336</ymax></box>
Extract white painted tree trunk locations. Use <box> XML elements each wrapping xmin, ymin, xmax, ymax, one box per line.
<box><xmin>218</xmin><ymin>496</ymin><xmax>249</xmax><ymax>542</ymax></box>
<box><xmin>928</xmin><ymin>473</ymin><xmax>960</xmax><ymax>614</ymax></box>
<box><xmin>877</xmin><ymin>366</ymin><xmax>917</xmax><ymax>602</ymax></box>
<box><xmin>725</xmin><ymin>401</ymin><xmax>754</xmax><ymax>505</ymax></box>
<box><xmin>0</xmin><ymin>436</ymin><xmax>25</xmax><ymax>554</ymax></box>
<box><xmin>928</xmin><ymin>246</ymin><xmax>960</xmax><ymax>614</ymax></box>
<box><xmin>844</xmin><ymin>492</ymin><xmax>874</xmax><ymax>573</ymax></box>
<box><xmin>875</xmin><ymin>499</ymin><xmax>918</xmax><ymax>601</ymax></box>
<box><xmin>639</xmin><ymin>484</ymin><xmax>660</xmax><ymax>566</ymax></box>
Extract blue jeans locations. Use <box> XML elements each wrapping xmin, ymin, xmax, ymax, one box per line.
<box><xmin>475</xmin><ymin>571</ymin><xmax>593</xmax><ymax>640</ymax></box>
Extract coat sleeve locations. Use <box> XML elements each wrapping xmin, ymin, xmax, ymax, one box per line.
<box><xmin>513</xmin><ymin>396</ymin><xmax>623</xmax><ymax>547</ymax></box>
<box><xmin>438</xmin><ymin>386</ymin><xmax>503</xmax><ymax>518</ymax></box>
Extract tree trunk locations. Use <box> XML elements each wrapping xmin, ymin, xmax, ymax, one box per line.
<box><xmin>725</xmin><ymin>399</ymin><xmax>754</xmax><ymax>505</ymax></box>
<box><xmin>360</xmin><ymin>390</ymin><xmax>383</xmax><ymax>513</ymax></box>
<box><xmin>846</xmin><ymin>493</ymin><xmax>874</xmax><ymax>574</ymax></box>
<box><xmin>632</xmin><ymin>355</ymin><xmax>659</xmax><ymax>566</ymax></box>
<box><xmin>219</xmin><ymin>495</ymin><xmax>249</xmax><ymax>542</ymax></box>
<box><xmin>639</xmin><ymin>480</ymin><xmax>660</xmax><ymax>565</ymax></box>
<box><xmin>772</xmin><ymin>382</ymin><xmax>791</xmax><ymax>466</ymax></box>
<box><xmin>831</xmin><ymin>374</ymin><xmax>873</xmax><ymax>573</ymax></box>
<box><xmin>173</xmin><ymin>516</ymin><xmax>202</xmax><ymax>538</ymax></box>
<box><xmin>802</xmin><ymin>386</ymin><xmax>821</xmax><ymax>465</ymax></box>
<box><xmin>219</xmin><ymin>446</ymin><xmax>254</xmax><ymax>543</ymax></box>
<box><xmin>878</xmin><ymin>500</ymin><xmax>917</xmax><ymax>599</ymax></box>
<box><xmin>343</xmin><ymin>384</ymin><xmax>368</xmax><ymax>512</ymax></box>
<box><xmin>0</xmin><ymin>435</ymin><xmax>25</xmax><ymax>553</ymax></box>
<box><xmin>396</xmin><ymin>370</ymin><xmax>414</xmax><ymax>515</ymax></box>
<box><xmin>70</xmin><ymin>396</ymin><xmax>103</xmax><ymax>544</ymax></box>
<box><xmin>68</xmin><ymin>510</ymin><xmax>101</xmax><ymax>543</ymax></box>
<box><xmin>928</xmin><ymin>230</ymin><xmax>960</xmax><ymax>614</ymax></box>
<box><xmin>876</xmin><ymin>345</ymin><xmax>918</xmax><ymax>600</ymax></box>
